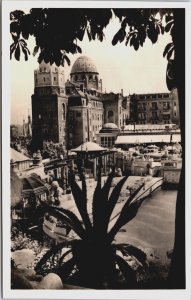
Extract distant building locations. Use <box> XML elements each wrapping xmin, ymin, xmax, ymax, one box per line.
<box><xmin>96</xmin><ymin>123</ymin><xmax>119</xmax><ymax>148</ymax></box>
<box><xmin>129</xmin><ymin>90</ymin><xmax>180</xmax><ymax>126</ymax></box>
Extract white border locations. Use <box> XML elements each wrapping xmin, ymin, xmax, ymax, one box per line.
<box><xmin>2</xmin><ymin>1</ymin><xmax>191</xmax><ymax>299</ymax></box>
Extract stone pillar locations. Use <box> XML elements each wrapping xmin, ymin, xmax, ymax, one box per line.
<box><xmin>93</xmin><ymin>157</ymin><xmax>97</xmax><ymax>179</ymax></box>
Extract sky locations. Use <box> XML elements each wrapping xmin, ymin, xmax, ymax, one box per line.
<box><xmin>11</xmin><ymin>12</ymin><xmax>172</xmax><ymax>125</ymax></box>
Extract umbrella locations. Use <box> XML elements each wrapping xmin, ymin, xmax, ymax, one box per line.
<box><xmin>21</xmin><ymin>174</ymin><xmax>51</xmax><ymax>198</ymax></box>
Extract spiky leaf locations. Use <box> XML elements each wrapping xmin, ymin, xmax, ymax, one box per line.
<box><xmin>35</xmin><ymin>241</ymin><xmax>73</xmax><ymax>272</ymax></box>
<box><xmin>114</xmin><ymin>254</ymin><xmax>137</xmax><ymax>287</ymax></box>
<box><xmin>68</xmin><ymin>171</ymin><xmax>92</xmax><ymax>233</ymax></box>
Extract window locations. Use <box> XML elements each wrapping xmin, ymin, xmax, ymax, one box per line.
<box><xmin>174</xmin><ymin>112</ymin><xmax>177</xmax><ymax>116</ymax></box>
<box><xmin>163</xmin><ymin>102</ymin><xmax>170</xmax><ymax>110</ymax></box>
<box><xmin>174</xmin><ymin>102</ymin><xmax>176</xmax><ymax>106</ymax></box>
<box><xmin>152</xmin><ymin>102</ymin><xmax>157</xmax><ymax>109</ymax></box>
<box><xmin>108</xmin><ymin>110</ymin><xmax>114</xmax><ymax>118</ymax></box>
<box><xmin>76</xmin><ymin>112</ymin><xmax>81</xmax><ymax>117</ymax></box>
<box><xmin>62</xmin><ymin>104</ymin><xmax>65</xmax><ymax>120</ymax></box>
<box><xmin>54</xmin><ymin>77</ymin><xmax>56</xmax><ymax>81</ymax></box>
<box><xmin>44</xmin><ymin>77</ymin><xmax>45</xmax><ymax>82</ymax></box>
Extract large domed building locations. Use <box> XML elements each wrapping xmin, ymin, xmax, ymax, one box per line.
<box><xmin>70</xmin><ymin>56</ymin><xmax>102</xmax><ymax>92</ymax></box>
<box><xmin>31</xmin><ymin>56</ymin><xmax>130</xmax><ymax>150</ymax></box>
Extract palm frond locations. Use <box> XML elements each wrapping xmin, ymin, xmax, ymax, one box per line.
<box><xmin>114</xmin><ymin>243</ymin><xmax>147</xmax><ymax>266</ymax></box>
<box><xmin>55</xmin><ymin>257</ymin><xmax>76</xmax><ymax>281</ymax></box>
<box><xmin>35</xmin><ymin>241</ymin><xmax>73</xmax><ymax>272</ymax></box>
<box><xmin>44</xmin><ymin>205</ymin><xmax>87</xmax><ymax>239</ymax></box>
<box><xmin>59</xmin><ymin>249</ymin><xmax>72</xmax><ymax>266</ymax></box>
<box><xmin>68</xmin><ymin>170</ymin><xmax>92</xmax><ymax>233</ymax></box>
<box><xmin>114</xmin><ymin>254</ymin><xmax>137</xmax><ymax>287</ymax></box>
<box><xmin>105</xmin><ymin>176</ymin><xmax>128</xmax><ymax>226</ymax></box>
<box><xmin>108</xmin><ymin>196</ymin><xmax>145</xmax><ymax>243</ymax></box>
<box><xmin>91</xmin><ymin>168</ymin><xmax>115</xmax><ymax>236</ymax></box>
<box><xmin>92</xmin><ymin>158</ymin><xmax>102</xmax><ymax>232</ymax></box>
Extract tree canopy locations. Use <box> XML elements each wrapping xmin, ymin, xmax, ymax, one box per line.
<box><xmin>10</xmin><ymin>8</ymin><xmax>174</xmax><ymax>68</ymax></box>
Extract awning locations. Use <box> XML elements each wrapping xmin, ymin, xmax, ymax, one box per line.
<box><xmin>171</xmin><ymin>134</ymin><xmax>181</xmax><ymax>143</ymax></box>
<box><xmin>115</xmin><ymin>134</ymin><xmax>171</xmax><ymax>145</ymax></box>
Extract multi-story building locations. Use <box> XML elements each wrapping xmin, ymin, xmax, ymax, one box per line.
<box><xmin>31</xmin><ymin>61</ymin><xmax>68</xmax><ymax>150</ymax></box>
<box><xmin>129</xmin><ymin>91</ymin><xmax>179</xmax><ymax>126</ymax></box>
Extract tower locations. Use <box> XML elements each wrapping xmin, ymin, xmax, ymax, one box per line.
<box><xmin>68</xmin><ymin>56</ymin><xmax>104</xmax><ymax>148</ymax></box>
<box><xmin>31</xmin><ymin>61</ymin><xmax>68</xmax><ymax>150</ymax></box>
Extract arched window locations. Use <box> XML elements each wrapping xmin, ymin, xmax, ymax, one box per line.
<box><xmin>89</xmin><ymin>75</ymin><xmax>92</xmax><ymax>80</ymax></box>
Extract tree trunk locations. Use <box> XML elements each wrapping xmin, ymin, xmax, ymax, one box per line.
<box><xmin>168</xmin><ymin>8</ymin><xmax>185</xmax><ymax>289</ymax></box>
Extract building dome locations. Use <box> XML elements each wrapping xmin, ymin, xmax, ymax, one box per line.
<box><xmin>71</xmin><ymin>56</ymin><xmax>98</xmax><ymax>74</ymax></box>
<box><xmin>100</xmin><ymin>123</ymin><xmax>119</xmax><ymax>133</ymax></box>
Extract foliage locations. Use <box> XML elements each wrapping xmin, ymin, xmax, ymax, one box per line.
<box><xmin>10</xmin><ymin>8</ymin><xmax>174</xmax><ymax>66</ymax></box>
<box><xmin>35</xmin><ymin>168</ymin><xmax>148</xmax><ymax>289</ymax></box>
<box><xmin>11</xmin><ymin>227</ymin><xmax>45</xmax><ymax>254</ymax></box>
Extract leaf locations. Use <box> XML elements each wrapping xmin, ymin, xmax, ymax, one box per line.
<box><xmin>35</xmin><ymin>241</ymin><xmax>73</xmax><ymax>272</ymax></box>
<box><xmin>77</xmin><ymin>28</ymin><xmax>85</xmax><ymax>41</ymax></box>
<box><xmin>133</xmin><ymin>38</ymin><xmax>139</xmax><ymax>51</ymax></box>
<box><xmin>147</xmin><ymin>21</ymin><xmax>158</xmax><ymax>44</ymax></box>
<box><xmin>167</xmin><ymin>46</ymin><xmax>174</xmax><ymax>60</ymax></box>
<box><xmin>68</xmin><ymin>171</ymin><xmax>92</xmax><ymax>233</ymax></box>
<box><xmin>59</xmin><ymin>249</ymin><xmax>72</xmax><ymax>266</ymax></box>
<box><xmin>62</xmin><ymin>54</ymin><xmax>70</xmax><ymax>66</ymax></box>
<box><xmin>33</xmin><ymin>45</ymin><xmax>39</xmax><ymax>56</ymax></box>
<box><xmin>165</xmin><ymin>20</ymin><xmax>173</xmax><ymax>33</ymax></box>
<box><xmin>114</xmin><ymin>254</ymin><xmax>137</xmax><ymax>287</ymax></box>
<box><xmin>115</xmin><ymin>243</ymin><xmax>147</xmax><ymax>266</ymax></box>
<box><xmin>56</xmin><ymin>257</ymin><xmax>76</xmax><ymax>281</ymax></box>
<box><xmin>125</xmin><ymin>34</ymin><xmax>131</xmax><ymax>46</ymax></box>
<box><xmin>22</xmin><ymin>31</ymin><xmax>29</xmax><ymax>40</ymax></box>
<box><xmin>112</xmin><ymin>28</ymin><xmax>126</xmax><ymax>46</ymax></box>
<box><xmin>14</xmin><ymin>43</ymin><xmax>20</xmax><ymax>61</ymax></box>
<box><xmin>163</xmin><ymin>42</ymin><xmax>173</xmax><ymax>58</ymax></box>
<box><xmin>76</xmin><ymin>44</ymin><xmax>82</xmax><ymax>54</ymax></box>
<box><xmin>21</xmin><ymin>46</ymin><xmax>29</xmax><ymax>61</ymax></box>
<box><xmin>10</xmin><ymin>43</ymin><xmax>16</xmax><ymax>59</ymax></box>
<box><xmin>86</xmin><ymin>27</ymin><xmax>92</xmax><ymax>41</ymax></box>
<box><xmin>106</xmin><ymin>176</ymin><xmax>128</xmax><ymax>225</ymax></box>
<box><xmin>47</xmin><ymin>205</ymin><xmax>87</xmax><ymax>239</ymax></box>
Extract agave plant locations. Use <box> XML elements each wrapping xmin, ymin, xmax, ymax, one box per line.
<box><xmin>35</xmin><ymin>164</ymin><xmax>148</xmax><ymax>289</ymax></box>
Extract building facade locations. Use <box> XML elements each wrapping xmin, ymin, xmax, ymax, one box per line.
<box><xmin>129</xmin><ymin>91</ymin><xmax>179</xmax><ymax>125</ymax></box>
<box><xmin>31</xmin><ymin>56</ymin><xmax>180</xmax><ymax>151</ymax></box>
<box><xmin>31</xmin><ymin>61</ymin><xmax>68</xmax><ymax>150</ymax></box>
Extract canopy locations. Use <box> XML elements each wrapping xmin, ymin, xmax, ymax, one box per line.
<box><xmin>115</xmin><ymin>134</ymin><xmax>171</xmax><ymax>145</ymax></box>
<box><xmin>72</xmin><ymin>141</ymin><xmax>107</xmax><ymax>152</ymax></box>
<box><xmin>171</xmin><ymin>134</ymin><xmax>181</xmax><ymax>143</ymax></box>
